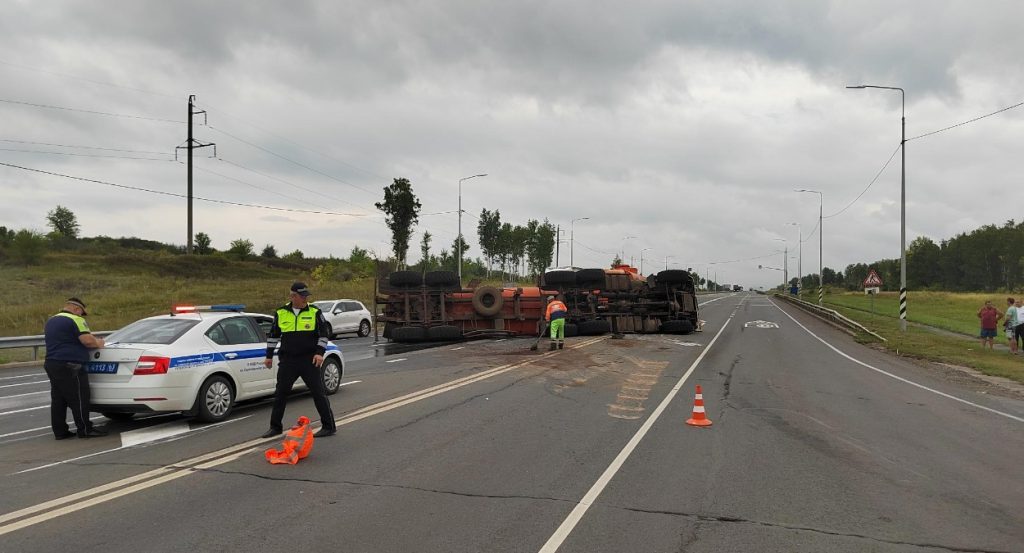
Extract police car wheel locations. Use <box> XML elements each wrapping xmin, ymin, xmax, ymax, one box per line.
<box><xmin>195</xmin><ymin>375</ymin><xmax>235</xmax><ymax>423</ymax></box>
<box><xmin>321</xmin><ymin>358</ymin><xmax>342</xmax><ymax>395</ymax></box>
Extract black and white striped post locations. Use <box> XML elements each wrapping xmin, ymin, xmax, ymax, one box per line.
<box><xmin>847</xmin><ymin>84</ymin><xmax>907</xmax><ymax>331</ymax></box>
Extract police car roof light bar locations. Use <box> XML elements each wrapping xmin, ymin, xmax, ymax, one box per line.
<box><xmin>171</xmin><ymin>304</ymin><xmax>246</xmax><ymax>315</ymax></box>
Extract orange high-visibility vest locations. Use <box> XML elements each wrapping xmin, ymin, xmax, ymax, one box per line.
<box><xmin>545</xmin><ymin>301</ymin><xmax>567</xmax><ymax>321</ymax></box>
<box><xmin>265</xmin><ymin>416</ymin><xmax>315</xmax><ymax>464</ymax></box>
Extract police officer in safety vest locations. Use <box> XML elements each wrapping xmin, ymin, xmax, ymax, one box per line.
<box><xmin>43</xmin><ymin>297</ymin><xmax>107</xmax><ymax>439</ymax></box>
<box><xmin>261</xmin><ymin>282</ymin><xmax>337</xmax><ymax>438</ymax></box>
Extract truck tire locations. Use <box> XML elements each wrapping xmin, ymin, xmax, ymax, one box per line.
<box><xmin>427</xmin><ymin>325</ymin><xmax>462</xmax><ymax>341</ymax></box>
<box><xmin>543</xmin><ymin>270</ymin><xmax>576</xmax><ymax>286</ymax></box>
<box><xmin>577</xmin><ymin>319</ymin><xmax>611</xmax><ymax>335</ymax></box>
<box><xmin>575</xmin><ymin>268</ymin><xmax>607</xmax><ymax>287</ymax></box>
<box><xmin>425</xmin><ymin>270</ymin><xmax>459</xmax><ymax>288</ymax></box>
<box><xmin>472</xmin><ymin>286</ymin><xmax>504</xmax><ymax>317</ymax></box>
<box><xmin>391</xmin><ymin>326</ymin><xmax>426</xmax><ymax>342</ymax></box>
<box><xmin>660</xmin><ymin>320</ymin><xmax>695</xmax><ymax>334</ymax></box>
<box><xmin>655</xmin><ymin>270</ymin><xmax>691</xmax><ymax>286</ymax></box>
<box><xmin>564</xmin><ymin>323</ymin><xmax>579</xmax><ymax>337</ymax></box>
<box><xmin>389</xmin><ymin>271</ymin><xmax>423</xmax><ymax>288</ymax></box>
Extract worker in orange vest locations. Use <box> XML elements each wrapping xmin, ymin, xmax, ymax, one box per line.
<box><xmin>545</xmin><ymin>295</ymin><xmax>568</xmax><ymax>351</ymax></box>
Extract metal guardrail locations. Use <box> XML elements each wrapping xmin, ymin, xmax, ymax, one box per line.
<box><xmin>0</xmin><ymin>331</ymin><xmax>114</xmax><ymax>361</ymax></box>
<box><xmin>774</xmin><ymin>294</ymin><xmax>887</xmax><ymax>342</ymax></box>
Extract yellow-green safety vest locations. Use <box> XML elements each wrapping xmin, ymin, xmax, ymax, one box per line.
<box><xmin>275</xmin><ymin>305</ymin><xmax>320</xmax><ymax>333</ymax></box>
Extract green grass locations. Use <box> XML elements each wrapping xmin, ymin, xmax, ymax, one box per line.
<box><xmin>809</xmin><ymin>291</ymin><xmax>1024</xmax><ymax>384</ymax></box>
<box><xmin>0</xmin><ymin>251</ymin><xmax>376</xmax><ymax>338</ymax></box>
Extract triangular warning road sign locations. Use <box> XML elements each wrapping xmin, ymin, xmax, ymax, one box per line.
<box><xmin>863</xmin><ymin>270</ymin><xmax>883</xmax><ymax>287</ymax></box>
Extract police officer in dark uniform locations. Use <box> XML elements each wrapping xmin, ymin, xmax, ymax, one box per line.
<box><xmin>261</xmin><ymin>282</ymin><xmax>337</xmax><ymax>438</ymax></box>
<box><xmin>43</xmin><ymin>297</ymin><xmax>107</xmax><ymax>439</ymax></box>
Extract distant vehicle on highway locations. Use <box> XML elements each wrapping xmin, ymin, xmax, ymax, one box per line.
<box><xmin>313</xmin><ymin>299</ymin><xmax>373</xmax><ymax>338</ymax></box>
<box><xmin>87</xmin><ymin>304</ymin><xmax>345</xmax><ymax>423</ymax></box>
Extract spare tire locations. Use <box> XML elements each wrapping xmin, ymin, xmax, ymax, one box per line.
<box><xmin>575</xmin><ymin>268</ymin><xmax>607</xmax><ymax>287</ymax></box>
<box><xmin>425</xmin><ymin>270</ymin><xmax>459</xmax><ymax>288</ymax></box>
<box><xmin>660</xmin><ymin>320</ymin><xmax>695</xmax><ymax>334</ymax></box>
<box><xmin>426</xmin><ymin>325</ymin><xmax>462</xmax><ymax>341</ymax></box>
<box><xmin>389</xmin><ymin>271</ymin><xmax>423</xmax><ymax>288</ymax></box>
<box><xmin>543</xmin><ymin>270</ymin><xmax>576</xmax><ymax>286</ymax></box>
<box><xmin>471</xmin><ymin>286</ymin><xmax>504</xmax><ymax>317</ymax></box>
<box><xmin>391</xmin><ymin>326</ymin><xmax>426</xmax><ymax>342</ymax></box>
<box><xmin>577</xmin><ymin>319</ymin><xmax>611</xmax><ymax>335</ymax></box>
<box><xmin>655</xmin><ymin>270</ymin><xmax>691</xmax><ymax>286</ymax></box>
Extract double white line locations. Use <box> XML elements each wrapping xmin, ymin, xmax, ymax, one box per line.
<box><xmin>0</xmin><ymin>336</ymin><xmax>607</xmax><ymax>536</ymax></box>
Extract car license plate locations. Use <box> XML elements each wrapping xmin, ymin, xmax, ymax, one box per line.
<box><xmin>87</xmin><ymin>362</ymin><xmax>119</xmax><ymax>374</ymax></box>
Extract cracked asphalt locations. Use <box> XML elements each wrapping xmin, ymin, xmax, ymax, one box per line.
<box><xmin>1</xmin><ymin>293</ymin><xmax>1022</xmax><ymax>552</ymax></box>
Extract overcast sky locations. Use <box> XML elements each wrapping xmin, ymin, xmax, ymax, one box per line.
<box><xmin>2</xmin><ymin>1</ymin><xmax>1022</xmax><ymax>289</ymax></box>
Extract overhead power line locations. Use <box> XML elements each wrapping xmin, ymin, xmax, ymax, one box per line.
<box><xmin>0</xmin><ymin>147</ymin><xmax>173</xmax><ymax>162</ymax></box>
<box><xmin>908</xmin><ymin>100</ymin><xmax>1024</xmax><ymax>141</ymax></box>
<box><xmin>0</xmin><ymin>59</ymin><xmax>177</xmax><ymax>98</ymax></box>
<box><xmin>824</xmin><ymin>143</ymin><xmax>901</xmax><ymax>219</ymax></box>
<box><xmin>0</xmin><ymin>161</ymin><xmax>373</xmax><ymax>218</ymax></box>
<box><xmin>0</xmin><ymin>139</ymin><xmax>173</xmax><ymax>156</ymax></box>
<box><xmin>0</xmin><ymin>98</ymin><xmax>185</xmax><ymax>124</ymax></box>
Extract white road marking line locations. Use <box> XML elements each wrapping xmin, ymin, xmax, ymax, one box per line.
<box><xmin>771</xmin><ymin>299</ymin><xmax>1024</xmax><ymax>424</ymax></box>
<box><xmin>451</xmin><ymin>346</ymin><xmax>465</xmax><ymax>351</ymax></box>
<box><xmin>338</xmin><ymin>380</ymin><xmax>361</xmax><ymax>387</ymax></box>
<box><xmin>0</xmin><ymin>380</ymin><xmax>48</xmax><ymax>388</ymax></box>
<box><xmin>538</xmin><ymin>308</ymin><xmax>738</xmax><ymax>553</ymax></box>
<box><xmin>493</xmin><ymin>339</ymin><xmax>506</xmax><ymax>342</ymax></box>
<box><xmin>385</xmin><ymin>358</ymin><xmax>407</xmax><ymax>363</ymax></box>
<box><xmin>0</xmin><ymin>406</ymin><xmax>47</xmax><ymax>416</ymax></box>
<box><xmin>0</xmin><ymin>390</ymin><xmax>48</xmax><ymax>399</ymax></box>
<box><xmin>0</xmin><ymin>336</ymin><xmax>609</xmax><ymax>535</ymax></box>
<box><xmin>13</xmin><ymin>416</ymin><xmax>255</xmax><ymax>475</ymax></box>
<box><xmin>0</xmin><ymin>416</ymin><xmax>105</xmax><ymax>439</ymax></box>
<box><xmin>0</xmin><ymin>374</ymin><xmax>41</xmax><ymax>382</ymax></box>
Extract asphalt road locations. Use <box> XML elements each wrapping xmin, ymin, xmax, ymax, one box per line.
<box><xmin>0</xmin><ymin>293</ymin><xmax>1021</xmax><ymax>552</ymax></box>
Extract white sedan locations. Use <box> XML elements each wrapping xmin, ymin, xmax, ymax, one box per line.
<box><xmin>313</xmin><ymin>299</ymin><xmax>373</xmax><ymax>338</ymax></box>
<box><xmin>87</xmin><ymin>305</ymin><xmax>345</xmax><ymax>423</ymax></box>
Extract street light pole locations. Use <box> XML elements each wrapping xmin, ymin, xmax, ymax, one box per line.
<box><xmin>457</xmin><ymin>173</ymin><xmax>487</xmax><ymax>285</ymax></box>
<box><xmin>570</xmin><ymin>217</ymin><xmax>589</xmax><ymax>267</ymax></box>
<box><xmin>664</xmin><ymin>255</ymin><xmax>673</xmax><ymax>270</ymax></box>
<box><xmin>640</xmin><ymin>248</ymin><xmax>651</xmax><ymax>274</ymax></box>
<box><xmin>796</xmin><ymin>189</ymin><xmax>824</xmax><ymax>305</ymax></box>
<box><xmin>620</xmin><ymin>235</ymin><xmax>636</xmax><ymax>263</ymax></box>
<box><xmin>773</xmin><ymin>238</ymin><xmax>787</xmax><ymax>292</ymax></box>
<box><xmin>848</xmin><ymin>84</ymin><xmax>906</xmax><ymax>331</ymax></box>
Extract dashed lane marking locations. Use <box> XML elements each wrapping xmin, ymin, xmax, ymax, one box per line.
<box><xmin>0</xmin><ymin>380</ymin><xmax>49</xmax><ymax>389</ymax></box>
<box><xmin>385</xmin><ymin>358</ymin><xmax>408</xmax><ymax>364</ymax></box>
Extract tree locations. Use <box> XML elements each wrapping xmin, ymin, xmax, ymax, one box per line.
<box><xmin>46</xmin><ymin>205</ymin><xmax>80</xmax><ymax>239</ymax></box>
<box><xmin>611</xmin><ymin>254</ymin><xmax>623</xmax><ymax>267</ymax></box>
<box><xmin>283</xmin><ymin>249</ymin><xmax>304</xmax><ymax>261</ymax></box>
<box><xmin>6</xmin><ymin>230</ymin><xmax>48</xmax><ymax>264</ymax></box>
<box><xmin>375</xmin><ymin>177</ymin><xmax>422</xmax><ymax>268</ymax></box>
<box><xmin>419</xmin><ymin>231</ymin><xmax>433</xmax><ymax>273</ymax></box>
<box><xmin>228</xmin><ymin>238</ymin><xmax>254</xmax><ymax>258</ymax></box>
<box><xmin>261</xmin><ymin>244</ymin><xmax>278</xmax><ymax>258</ymax></box>
<box><xmin>194</xmin><ymin>232</ymin><xmax>213</xmax><ymax>255</ymax></box>
<box><xmin>476</xmin><ymin>208</ymin><xmax>501</xmax><ymax>275</ymax></box>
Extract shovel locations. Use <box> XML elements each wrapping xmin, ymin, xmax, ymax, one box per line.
<box><xmin>529</xmin><ymin>321</ymin><xmax>549</xmax><ymax>351</ymax></box>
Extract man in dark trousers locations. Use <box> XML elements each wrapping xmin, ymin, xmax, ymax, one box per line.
<box><xmin>43</xmin><ymin>297</ymin><xmax>107</xmax><ymax>439</ymax></box>
<box><xmin>261</xmin><ymin>282</ymin><xmax>337</xmax><ymax>438</ymax></box>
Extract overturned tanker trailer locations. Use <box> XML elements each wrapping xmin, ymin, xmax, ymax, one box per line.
<box><xmin>376</xmin><ymin>265</ymin><xmax>700</xmax><ymax>343</ymax></box>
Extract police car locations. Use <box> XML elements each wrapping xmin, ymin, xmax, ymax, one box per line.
<box><xmin>87</xmin><ymin>304</ymin><xmax>345</xmax><ymax>423</ymax></box>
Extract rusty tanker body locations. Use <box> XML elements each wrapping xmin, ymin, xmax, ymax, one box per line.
<box><xmin>377</xmin><ymin>265</ymin><xmax>701</xmax><ymax>342</ymax></box>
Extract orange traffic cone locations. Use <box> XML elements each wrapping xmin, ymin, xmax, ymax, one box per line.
<box><xmin>685</xmin><ymin>385</ymin><xmax>712</xmax><ymax>427</ymax></box>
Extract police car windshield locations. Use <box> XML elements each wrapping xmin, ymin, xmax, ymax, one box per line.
<box><xmin>106</xmin><ymin>319</ymin><xmax>200</xmax><ymax>345</ymax></box>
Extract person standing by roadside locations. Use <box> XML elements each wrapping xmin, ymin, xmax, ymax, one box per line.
<box><xmin>43</xmin><ymin>298</ymin><xmax>107</xmax><ymax>439</ymax></box>
<box><xmin>545</xmin><ymin>295</ymin><xmax>568</xmax><ymax>351</ymax></box>
<box><xmin>977</xmin><ymin>300</ymin><xmax>1001</xmax><ymax>350</ymax></box>
<box><xmin>261</xmin><ymin>282</ymin><xmax>337</xmax><ymax>438</ymax></box>
<box><xmin>1005</xmin><ymin>298</ymin><xmax>1018</xmax><ymax>354</ymax></box>
<box><xmin>1015</xmin><ymin>298</ymin><xmax>1024</xmax><ymax>354</ymax></box>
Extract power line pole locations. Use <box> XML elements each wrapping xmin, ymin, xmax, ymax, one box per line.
<box><xmin>176</xmin><ymin>95</ymin><xmax>215</xmax><ymax>254</ymax></box>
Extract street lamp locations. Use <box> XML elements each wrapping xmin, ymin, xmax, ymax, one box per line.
<box><xmin>787</xmin><ymin>222</ymin><xmax>802</xmax><ymax>297</ymax></box>
<box><xmin>773</xmin><ymin>238</ymin><xmax>787</xmax><ymax>292</ymax></box>
<box><xmin>639</xmin><ymin>247</ymin><xmax>651</xmax><ymax>274</ymax></box>
<box><xmin>664</xmin><ymin>255</ymin><xmax>674</xmax><ymax>271</ymax></box>
<box><xmin>620</xmin><ymin>235</ymin><xmax>637</xmax><ymax>263</ymax></box>
<box><xmin>570</xmin><ymin>217</ymin><xmax>589</xmax><ymax>267</ymax></box>
<box><xmin>847</xmin><ymin>84</ymin><xmax>906</xmax><ymax>331</ymax></box>
<box><xmin>796</xmin><ymin>189</ymin><xmax>823</xmax><ymax>305</ymax></box>
<box><xmin>457</xmin><ymin>173</ymin><xmax>487</xmax><ymax>284</ymax></box>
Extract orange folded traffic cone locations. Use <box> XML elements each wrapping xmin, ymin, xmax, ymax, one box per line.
<box><xmin>685</xmin><ymin>385</ymin><xmax>712</xmax><ymax>427</ymax></box>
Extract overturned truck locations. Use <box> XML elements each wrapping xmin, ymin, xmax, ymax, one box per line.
<box><xmin>377</xmin><ymin>265</ymin><xmax>700</xmax><ymax>342</ymax></box>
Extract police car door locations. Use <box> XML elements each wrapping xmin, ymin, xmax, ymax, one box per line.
<box><xmin>205</xmin><ymin>317</ymin><xmax>269</xmax><ymax>398</ymax></box>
